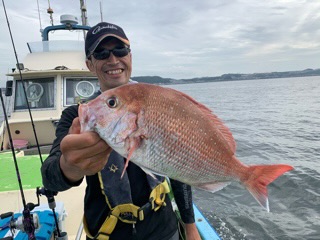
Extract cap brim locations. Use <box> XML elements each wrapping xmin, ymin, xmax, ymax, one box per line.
<box><xmin>88</xmin><ymin>34</ymin><xmax>130</xmax><ymax>56</ymax></box>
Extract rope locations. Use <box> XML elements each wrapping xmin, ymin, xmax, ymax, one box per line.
<box><xmin>36</xmin><ymin>0</ymin><xmax>42</xmax><ymax>31</ymax></box>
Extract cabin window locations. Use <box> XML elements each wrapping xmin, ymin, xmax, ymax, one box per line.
<box><xmin>64</xmin><ymin>77</ymin><xmax>99</xmax><ymax>106</ymax></box>
<box><xmin>14</xmin><ymin>78</ymin><xmax>55</xmax><ymax>110</ymax></box>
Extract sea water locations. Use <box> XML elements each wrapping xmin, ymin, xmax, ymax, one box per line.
<box><xmin>1</xmin><ymin>76</ymin><xmax>319</xmax><ymax>239</ymax></box>
<box><xmin>170</xmin><ymin>76</ymin><xmax>320</xmax><ymax>240</ymax></box>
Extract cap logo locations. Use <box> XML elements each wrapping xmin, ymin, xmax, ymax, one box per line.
<box><xmin>92</xmin><ymin>24</ymin><xmax>118</xmax><ymax>34</ymax></box>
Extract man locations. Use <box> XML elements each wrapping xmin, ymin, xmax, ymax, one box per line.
<box><xmin>41</xmin><ymin>22</ymin><xmax>201</xmax><ymax>240</ymax></box>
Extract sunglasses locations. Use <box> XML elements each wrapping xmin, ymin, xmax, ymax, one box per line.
<box><xmin>91</xmin><ymin>47</ymin><xmax>131</xmax><ymax>60</ymax></box>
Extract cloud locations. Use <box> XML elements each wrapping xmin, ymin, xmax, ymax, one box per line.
<box><xmin>0</xmin><ymin>0</ymin><xmax>319</xmax><ymax>86</ymax></box>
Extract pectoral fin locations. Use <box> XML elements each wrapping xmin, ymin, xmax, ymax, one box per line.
<box><xmin>121</xmin><ymin>136</ymin><xmax>142</xmax><ymax>179</ymax></box>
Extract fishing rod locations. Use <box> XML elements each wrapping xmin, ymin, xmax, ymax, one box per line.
<box><xmin>1</xmin><ymin>0</ymin><xmax>67</xmax><ymax>239</ymax></box>
<box><xmin>0</xmin><ymin>85</ymin><xmax>10</xmax><ymax>150</ymax></box>
<box><xmin>1</xmin><ymin>1</ymin><xmax>38</xmax><ymax>238</ymax></box>
<box><xmin>1</xmin><ymin>0</ymin><xmax>43</xmax><ymax>164</ymax></box>
<box><xmin>0</xmin><ymin>90</ymin><xmax>37</xmax><ymax>239</ymax></box>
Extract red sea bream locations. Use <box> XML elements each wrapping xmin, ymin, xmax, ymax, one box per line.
<box><xmin>79</xmin><ymin>83</ymin><xmax>293</xmax><ymax>211</ymax></box>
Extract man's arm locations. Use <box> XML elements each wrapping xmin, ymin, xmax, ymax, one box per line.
<box><xmin>170</xmin><ymin>180</ymin><xmax>201</xmax><ymax>240</ymax></box>
<box><xmin>41</xmin><ymin>105</ymin><xmax>81</xmax><ymax>191</ymax></box>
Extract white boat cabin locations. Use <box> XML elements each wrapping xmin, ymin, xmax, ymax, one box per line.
<box><xmin>1</xmin><ymin>16</ymin><xmax>98</xmax><ymax>150</ymax></box>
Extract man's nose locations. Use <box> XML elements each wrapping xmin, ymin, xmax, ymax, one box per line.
<box><xmin>107</xmin><ymin>52</ymin><xmax>119</xmax><ymax>64</ymax></box>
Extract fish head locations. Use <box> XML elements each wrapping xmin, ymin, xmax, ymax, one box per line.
<box><xmin>78</xmin><ymin>86</ymin><xmax>141</xmax><ymax>152</ymax></box>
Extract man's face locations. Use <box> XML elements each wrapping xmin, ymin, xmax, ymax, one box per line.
<box><xmin>86</xmin><ymin>38</ymin><xmax>132</xmax><ymax>91</ymax></box>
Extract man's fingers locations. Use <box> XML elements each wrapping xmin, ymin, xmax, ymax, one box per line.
<box><xmin>80</xmin><ymin>148</ymin><xmax>110</xmax><ymax>175</ymax></box>
<box><xmin>74</xmin><ymin>138</ymin><xmax>110</xmax><ymax>160</ymax></box>
<box><xmin>69</xmin><ymin>117</ymin><xmax>81</xmax><ymax>134</ymax></box>
<box><xmin>88</xmin><ymin>154</ymin><xmax>110</xmax><ymax>174</ymax></box>
<box><xmin>61</xmin><ymin>131</ymin><xmax>102</xmax><ymax>150</ymax></box>
<box><xmin>60</xmin><ymin>125</ymin><xmax>112</xmax><ymax>177</ymax></box>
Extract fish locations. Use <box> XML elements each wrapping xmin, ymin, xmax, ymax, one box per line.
<box><xmin>78</xmin><ymin>83</ymin><xmax>293</xmax><ymax>212</ymax></box>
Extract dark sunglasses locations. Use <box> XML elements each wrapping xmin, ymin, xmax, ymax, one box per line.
<box><xmin>91</xmin><ymin>47</ymin><xmax>131</xmax><ymax>60</ymax></box>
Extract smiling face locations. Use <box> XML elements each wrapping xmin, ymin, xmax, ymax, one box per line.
<box><xmin>86</xmin><ymin>38</ymin><xmax>132</xmax><ymax>91</ymax></box>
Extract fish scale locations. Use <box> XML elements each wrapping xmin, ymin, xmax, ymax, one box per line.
<box><xmin>79</xmin><ymin>83</ymin><xmax>293</xmax><ymax>211</ymax></box>
<box><xmin>143</xmin><ymin>91</ymin><xmax>230</xmax><ymax>181</ymax></box>
<box><xmin>144</xmin><ymin>113</ymin><xmax>208</xmax><ymax>180</ymax></box>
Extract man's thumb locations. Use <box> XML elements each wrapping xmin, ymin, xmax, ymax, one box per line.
<box><xmin>69</xmin><ymin>117</ymin><xmax>81</xmax><ymax>134</ymax></box>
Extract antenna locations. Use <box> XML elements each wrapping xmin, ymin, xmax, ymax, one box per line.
<box><xmin>47</xmin><ymin>0</ymin><xmax>54</xmax><ymax>26</ymax></box>
<box><xmin>36</xmin><ymin>0</ymin><xmax>42</xmax><ymax>32</ymax></box>
<box><xmin>100</xmin><ymin>1</ymin><xmax>103</xmax><ymax>22</ymax></box>
<box><xmin>80</xmin><ymin>0</ymin><xmax>88</xmax><ymax>39</ymax></box>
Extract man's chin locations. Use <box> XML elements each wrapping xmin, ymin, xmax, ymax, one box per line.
<box><xmin>103</xmin><ymin>78</ymin><xmax>129</xmax><ymax>90</ymax></box>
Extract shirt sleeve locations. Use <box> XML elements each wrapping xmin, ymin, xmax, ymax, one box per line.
<box><xmin>170</xmin><ymin>179</ymin><xmax>195</xmax><ymax>224</ymax></box>
<box><xmin>41</xmin><ymin>105</ymin><xmax>83</xmax><ymax>191</ymax></box>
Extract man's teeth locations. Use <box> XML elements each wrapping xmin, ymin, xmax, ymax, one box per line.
<box><xmin>107</xmin><ymin>69</ymin><xmax>123</xmax><ymax>75</ymax></box>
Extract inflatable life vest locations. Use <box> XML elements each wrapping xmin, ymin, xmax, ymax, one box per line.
<box><xmin>84</xmin><ymin>151</ymin><xmax>170</xmax><ymax>240</ymax></box>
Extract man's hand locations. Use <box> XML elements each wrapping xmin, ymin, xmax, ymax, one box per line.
<box><xmin>60</xmin><ymin>117</ymin><xmax>112</xmax><ymax>182</ymax></box>
<box><xmin>185</xmin><ymin>223</ymin><xmax>201</xmax><ymax>240</ymax></box>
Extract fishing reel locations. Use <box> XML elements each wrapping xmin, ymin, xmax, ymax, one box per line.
<box><xmin>12</xmin><ymin>213</ymin><xmax>39</xmax><ymax>233</ymax></box>
<box><xmin>0</xmin><ymin>188</ymin><xmax>67</xmax><ymax>240</ymax></box>
<box><xmin>0</xmin><ymin>209</ymin><xmax>39</xmax><ymax>239</ymax></box>
<box><xmin>36</xmin><ymin>187</ymin><xmax>58</xmax><ymax>210</ymax></box>
<box><xmin>36</xmin><ymin>187</ymin><xmax>68</xmax><ymax>240</ymax></box>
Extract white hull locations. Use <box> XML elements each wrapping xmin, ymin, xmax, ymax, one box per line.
<box><xmin>0</xmin><ymin>119</ymin><xmax>57</xmax><ymax>149</ymax></box>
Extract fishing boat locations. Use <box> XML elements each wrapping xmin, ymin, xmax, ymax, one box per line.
<box><xmin>0</xmin><ymin>2</ymin><xmax>220</xmax><ymax>239</ymax></box>
<box><xmin>0</xmin><ymin>13</ymin><xmax>96</xmax><ymax>151</ymax></box>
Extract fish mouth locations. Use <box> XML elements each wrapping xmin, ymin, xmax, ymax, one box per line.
<box><xmin>79</xmin><ymin>104</ymin><xmax>96</xmax><ymax>133</ymax></box>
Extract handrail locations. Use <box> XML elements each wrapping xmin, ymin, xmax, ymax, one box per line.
<box><xmin>42</xmin><ymin>24</ymin><xmax>91</xmax><ymax>41</ymax></box>
<box><xmin>75</xmin><ymin>221</ymin><xmax>84</xmax><ymax>240</ymax></box>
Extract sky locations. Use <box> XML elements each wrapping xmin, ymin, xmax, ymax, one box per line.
<box><xmin>0</xmin><ymin>0</ymin><xmax>319</xmax><ymax>86</ymax></box>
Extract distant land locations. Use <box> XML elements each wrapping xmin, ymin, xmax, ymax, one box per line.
<box><xmin>1</xmin><ymin>68</ymin><xmax>319</xmax><ymax>89</ymax></box>
<box><xmin>132</xmin><ymin>68</ymin><xmax>320</xmax><ymax>85</ymax></box>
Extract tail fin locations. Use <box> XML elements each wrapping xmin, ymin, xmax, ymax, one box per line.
<box><xmin>244</xmin><ymin>164</ymin><xmax>293</xmax><ymax>212</ymax></box>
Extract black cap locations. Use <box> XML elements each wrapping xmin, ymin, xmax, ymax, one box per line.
<box><xmin>85</xmin><ymin>22</ymin><xmax>130</xmax><ymax>58</ymax></box>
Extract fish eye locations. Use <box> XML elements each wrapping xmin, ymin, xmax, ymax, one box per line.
<box><xmin>106</xmin><ymin>96</ymin><xmax>118</xmax><ymax>108</ymax></box>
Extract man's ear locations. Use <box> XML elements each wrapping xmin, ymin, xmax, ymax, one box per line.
<box><xmin>86</xmin><ymin>59</ymin><xmax>94</xmax><ymax>72</ymax></box>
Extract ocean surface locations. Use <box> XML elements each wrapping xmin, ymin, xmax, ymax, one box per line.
<box><xmin>1</xmin><ymin>76</ymin><xmax>319</xmax><ymax>239</ymax></box>
<box><xmin>169</xmin><ymin>76</ymin><xmax>320</xmax><ymax>240</ymax></box>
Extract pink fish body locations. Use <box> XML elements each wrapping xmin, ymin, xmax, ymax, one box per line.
<box><xmin>79</xmin><ymin>83</ymin><xmax>293</xmax><ymax>211</ymax></box>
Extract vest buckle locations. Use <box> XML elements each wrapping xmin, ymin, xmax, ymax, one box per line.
<box><xmin>119</xmin><ymin>212</ymin><xmax>137</xmax><ymax>222</ymax></box>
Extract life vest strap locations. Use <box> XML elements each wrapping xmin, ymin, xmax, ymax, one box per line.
<box><xmin>84</xmin><ymin>180</ymin><xmax>171</xmax><ymax>239</ymax></box>
<box><xmin>149</xmin><ymin>179</ymin><xmax>170</xmax><ymax>211</ymax></box>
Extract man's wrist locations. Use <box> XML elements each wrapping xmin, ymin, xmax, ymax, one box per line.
<box><xmin>59</xmin><ymin>155</ymin><xmax>84</xmax><ymax>184</ymax></box>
